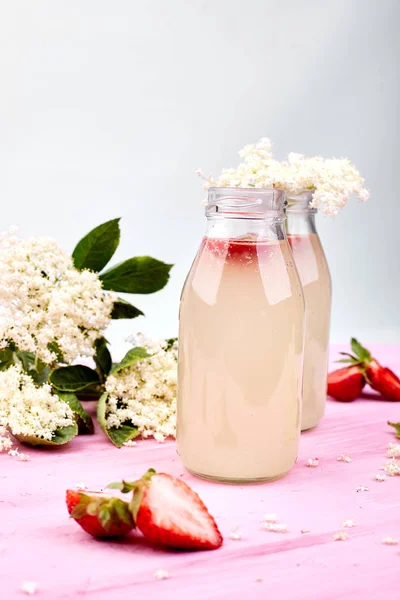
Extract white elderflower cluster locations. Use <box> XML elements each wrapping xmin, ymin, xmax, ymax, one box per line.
<box><xmin>0</xmin><ymin>365</ymin><xmax>75</xmax><ymax>442</ymax></box>
<box><xmin>198</xmin><ymin>137</ymin><xmax>369</xmax><ymax>216</ymax></box>
<box><xmin>104</xmin><ymin>334</ymin><xmax>177</xmax><ymax>442</ymax></box>
<box><xmin>0</xmin><ymin>230</ymin><xmax>115</xmax><ymax>364</ymax></box>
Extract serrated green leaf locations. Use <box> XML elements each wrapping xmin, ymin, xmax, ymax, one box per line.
<box><xmin>94</xmin><ymin>337</ymin><xmax>112</xmax><ymax>376</ymax></box>
<box><xmin>110</xmin><ymin>346</ymin><xmax>150</xmax><ymax>375</ymax></box>
<box><xmin>72</xmin><ymin>218</ymin><xmax>121</xmax><ymax>272</ymax></box>
<box><xmin>111</xmin><ymin>298</ymin><xmax>144</xmax><ymax>320</ymax></box>
<box><xmin>49</xmin><ymin>365</ymin><xmax>100</xmax><ymax>392</ymax></box>
<box><xmin>388</xmin><ymin>421</ymin><xmax>400</xmax><ymax>439</ymax></box>
<box><xmin>350</xmin><ymin>338</ymin><xmax>371</xmax><ymax>362</ymax></box>
<box><xmin>100</xmin><ymin>256</ymin><xmax>173</xmax><ymax>294</ymax></box>
<box><xmin>58</xmin><ymin>392</ymin><xmax>94</xmax><ymax>434</ymax></box>
<box><xmin>13</xmin><ymin>423</ymin><xmax>78</xmax><ymax>446</ymax></box>
<box><xmin>97</xmin><ymin>393</ymin><xmax>139</xmax><ymax>448</ymax></box>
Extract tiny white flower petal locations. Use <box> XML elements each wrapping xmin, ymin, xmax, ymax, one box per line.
<box><xmin>263</xmin><ymin>513</ymin><xmax>277</xmax><ymax>523</ymax></box>
<box><xmin>154</xmin><ymin>569</ymin><xmax>169</xmax><ymax>580</ymax></box>
<box><xmin>76</xmin><ymin>482</ymin><xmax>87</xmax><ymax>491</ymax></box>
<box><xmin>387</xmin><ymin>443</ymin><xmax>400</xmax><ymax>458</ymax></box>
<box><xmin>123</xmin><ymin>440</ymin><xmax>137</xmax><ymax>447</ymax></box>
<box><xmin>342</xmin><ymin>520</ymin><xmax>356</xmax><ymax>528</ymax></box>
<box><xmin>381</xmin><ymin>536</ymin><xmax>398</xmax><ymax>546</ymax></box>
<box><xmin>263</xmin><ymin>523</ymin><xmax>288</xmax><ymax>533</ymax></box>
<box><xmin>229</xmin><ymin>526</ymin><xmax>242</xmax><ymax>540</ymax></box>
<box><xmin>374</xmin><ymin>473</ymin><xmax>386</xmax><ymax>482</ymax></box>
<box><xmin>337</xmin><ymin>455</ymin><xmax>352</xmax><ymax>463</ymax></box>
<box><xmin>21</xmin><ymin>581</ymin><xmax>37</xmax><ymax>595</ymax></box>
<box><xmin>306</xmin><ymin>458</ymin><xmax>319</xmax><ymax>468</ymax></box>
<box><xmin>333</xmin><ymin>531</ymin><xmax>348</xmax><ymax>541</ymax></box>
<box><xmin>356</xmin><ymin>486</ymin><xmax>369</xmax><ymax>492</ymax></box>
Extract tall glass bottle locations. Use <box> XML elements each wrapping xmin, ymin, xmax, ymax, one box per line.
<box><xmin>286</xmin><ymin>192</ymin><xmax>332</xmax><ymax>431</ymax></box>
<box><xmin>177</xmin><ymin>188</ymin><xmax>305</xmax><ymax>483</ymax></box>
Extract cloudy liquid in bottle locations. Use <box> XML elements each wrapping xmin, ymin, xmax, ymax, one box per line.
<box><xmin>288</xmin><ymin>233</ymin><xmax>331</xmax><ymax>430</ymax></box>
<box><xmin>177</xmin><ymin>188</ymin><xmax>304</xmax><ymax>483</ymax></box>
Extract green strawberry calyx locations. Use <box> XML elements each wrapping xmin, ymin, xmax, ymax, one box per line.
<box><xmin>71</xmin><ymin>491</ymin><xmax>134</xmax><ymax>532</ymax></box>
<box><xmin>388</xmin><ymin>421</ymin><xmax>400</xmax><ymax>439</ymax></box>
<box><xmin>108</xmin><ymin>468</ymin><xmax>156</xmax><ymax>520</ymax></box>
<box><xmin>336</xmin><ymin>338</ymin><xmax>373</xmax><ymax>381</ymax></box>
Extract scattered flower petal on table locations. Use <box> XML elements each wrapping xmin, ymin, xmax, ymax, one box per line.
<box><xmin>387</xmin><ymin>443</ymin><xmax>400</xmax><ymax>458</ymax></box>
<box><xmin>20</xmin><ymin>581</ymin><xmax>37</xmax><ymax>595</ymax></box>
<box><xmin>333</xmin><ymin>531</ymin><xmax>348</xmax><ymax>541</ymax></box>
<box><xmin>382</xmin><ymin>459</ymin><xmax>400</xmax><ymax>476</ymax></box>
<box><xmin>154</xmin><ymin>569</ymin><xmax>170</xmax><ymax>580</ymax></box>
<box><xmin>263</xmin><ymin>523</ymin><xmax>288</xmax><ymax>533</ymax></box>
<box><xmin>76</xmin><ymin>482</ymin><xmax>87</xmax><ymax>490</ymax></box>
<box><xmin>306</xmin><ymin>458</ymin><xmax>319</xmax><ymax>467</ymax></box>
<box><xmin>343</xmin><ymin>520</ymin><xmax>356</xmax><ymax>528</ymax></box>
<box><xmin>337</xmin><ymin>455</ymin><xmax>352</xmax><ymax>463</ymax></box>
<box><xmin>123</xmin><ymin>440</ymin><xmax>137</xmax><ymax>447</ymax></box>
<box><xmin>301</xmin><ymin>529</ymin><xmax>310</xmax><ymax>534</ymax></box>
<box><xmin>374</xmin><ymin>473</ymin><xmax>386</xmax><ymax>482</ymax></box>
<box><xmin>356</xmin><ymin>486</ymin><xmax>369</xmax><ymax>492</ymax></box>
<box><xmin>381</xmin><ymin>536</ymin><xmax>398</xmax><ymax>546</ymax></box>
<box><xmin>229</xmin><ymin>526</ymin><xmax>242</xmax><ymax>540</ymax></box>
<box><xmin>263</xmin><ymin>513</ymin><xmax>277</xmax><ymax>523</ymax></box>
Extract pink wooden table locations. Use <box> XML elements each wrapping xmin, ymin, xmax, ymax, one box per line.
<box><xmin>1</xmin><ymin>344</ymin><xmax>400</xmax><ymax>599</ymax></box>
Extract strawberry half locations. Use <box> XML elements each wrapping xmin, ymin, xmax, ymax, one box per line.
<box><xmin>337</xmin><ymin>338</ymin><xmax>400</xmax><ymax>401</ymax></box>
<box><xmin>109</xmin><ymin>470</ymin><xmax>223</xmax><ymax>550</ymax></box>
<box><xmin>327</xmin><ymin>365</ymin><xmax>366</xmax><ymax>401</ymax></box>
<box><xmin>66</xmin><ymin>489</ymin><xmax>135</xmax><ymax>538</ymax></box>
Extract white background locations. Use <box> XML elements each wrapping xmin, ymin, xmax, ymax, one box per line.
<box><xmin>1</xmin><ymin>0</ymin><xmax>399</xmax><ymax>357</ymax></box>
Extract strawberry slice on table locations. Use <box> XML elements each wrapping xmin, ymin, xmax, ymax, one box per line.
<box><xmin>327</xmin><ymin>365</ymin><xmax>366</xmax><ymax>401</ymax></box>
<box><xmin>66</xmin><ymin>489</ymin><xmax>135</xmax><ymax>538</ymax></box>
<box><xmin>109</xmin><ymin>469</ymin><xmax>223</xmax><ymax>551</ymax></box>
<box><xmin>336</xmin><ymin>338</ymin><xmax>400</xmax><ymax>401</ymax></box>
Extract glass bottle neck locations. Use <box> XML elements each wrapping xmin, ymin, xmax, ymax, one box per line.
<box><xmin>205</xmin><ymin>216</ymin><xmax>286</xmax><ymax>241</ymax></box>
<box><xmin>286</xmin><ymin>210</ymin><xmax>317</xmax><ymax>235</ymax></box>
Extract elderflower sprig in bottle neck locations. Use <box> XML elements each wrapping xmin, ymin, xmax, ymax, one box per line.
<box><xmin>205</xmin><ymin>187</ymin><xmax>287</xmax><ymax>241</ymax></box>
<box><xmin>286</xmin><ymin>191</ymin><xmax>317</xmax><ymax>235</ymax></box>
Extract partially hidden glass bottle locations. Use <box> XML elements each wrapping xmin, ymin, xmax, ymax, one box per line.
<box><xmin>177</xmin><ymin>188</ymin><xmax>305</xmax><ymax>483</ymax></box>
<box><xmin>286</xmin><ymin>192</ymin><xmax>332</xmax><ymax>431</ymax></box>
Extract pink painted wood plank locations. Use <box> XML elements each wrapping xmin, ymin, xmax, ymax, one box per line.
<box><xmin>1</xmin><ymin>344</ymin><xmax>400</xmax><ymax>599</ymax></box>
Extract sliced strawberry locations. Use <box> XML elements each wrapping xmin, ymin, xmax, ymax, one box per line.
<box><xmin>366</xmin><ymin>359</ymin><xmax>400</xmax><ymax>401</ymax></box>
<box><xmin>327</xmin><ymin>365</ymin><xmax>366</xmax><ymax>401</ymax></box>
<box><xmin>109</xmin><ymin>470</ymin><xmax>223</xmax><ymax>550</ymax></box>
<box><xmin>66</xmin><ymin>489</ymin><xmax>134</xmax><ymax>538</ymax></box>
<box><xmin>338</xmin><ymin>339</ymin><xmax>400</xmax><ymax>402</ymax></box>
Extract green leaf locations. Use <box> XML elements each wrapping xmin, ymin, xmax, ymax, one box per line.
<box><xmin>0</xmin><ymin>348</ymin><xmax>14</xmax><ymax>363</ymax></box>
<box><xmin>15</xmin><ymin>351</ymin><xmax>36</xmax><ymax>372</ymax></box>
<box><xmin>30</xmin><ymin>365</ymin><xmax>51</xmax><ymax>386</ymax></box>
<box><xmin>165</xmin><ymin>337</ymin><xmax>178</xmax><ymax>350</ymax></box>
<box><xmin>110</xmin><ymin>346</ymin><xmax>150</xmax><ymax>375</ymax></box>
<box><xmin>94</xmin><ymin>337</ymin><xmax>112</xmax><ymax>376</ymax></box>
<box><xmin>97</xmin><ymin>392</ymin><xmax>139</xmax><ymax>448</ymax></box>
<box><xmin>72</xmin><ymin>218</ymin><xmax>121</xmax><ymax>272</ymax></box>
<box><xmin>388</xmin><ymin>421</ymin><xmax>400</xmax><ymax>439</ymax></box>
<box><xmin>100</xmin><ymin>257</ymin><xmax>173</xmax><ymax>294</ymax></box>
<box><xmin>58</xmin><ymin>392</ymin><xmax>94</xmax><ymax>434</ymax></box>
<box><xmin>111</xmin><ymin>298</ymin><xmax>144</xmax><ymax>320</ymax></box>
<box><xmin>47</xmin><ymin>342</ymin><xmax>65</xmax><ymax>363</ymax></box>
<box><xmin>350</xmin><ymin>338</ymin><xmax>371</xmax><ymax>362</ymax></box>
<box><xmin>13</xmin><ymin>423</ymin><xmax>78</xmax><ymax>446</ymax></box>
<box><xmin>49</xmin><ymin>365</ymin><xmax>100</xmax><ymax>392</ymax></box>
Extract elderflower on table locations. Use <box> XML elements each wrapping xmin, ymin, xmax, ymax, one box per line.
<box><xmin>198</xmin><ymin>137</ymin><xmax>369</xmax><ymax>216</ymax></box>
<box><xmin>0</xmin><ymin>230</ymin><xmax>115</xmax><ymax>364</ymax></box>
<box><xmin>0</xmin><ymin>366</ymin><xmax>75</xmax><ymax>442</ymax></box>
<box><xmin>104</xmin><ymin>335</ymin><xmax>177</xmax><ymax>442</ymax></box>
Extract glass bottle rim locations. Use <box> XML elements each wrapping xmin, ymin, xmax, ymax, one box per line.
<box><xmin>206</xmin><ymin>187</ymin><xmax>286</xmax><ymax>220</ymax></box>
<box><xmin>287</xmin><ymin>191</ymin><xmax>317</xmax><ymax>213</ymax></box>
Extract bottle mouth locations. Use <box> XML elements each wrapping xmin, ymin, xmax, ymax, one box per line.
<box><xmin>206</xmin><ymin>187</ymin><xmax>286</xmax><ymax>220</ymax></box>
<box><xmin>287</xmin><ymin>191</ymin><xmax>317</xmax><ymax>213</ymax></box>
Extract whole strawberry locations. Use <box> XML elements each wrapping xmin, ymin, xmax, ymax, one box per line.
<box><xmin>66</xmin><ymin>489</ymin><xmax>135</xmax><ymax>538</ymax></box>
<box><xmin>109</xmin><ymin>469</ymin><xmax>223</xmax><ymax>550</ymax></box>
<box><xmin>332</xmin><ymin>338</ymin><xmax>400</xmax><ymax>401</ymax></box>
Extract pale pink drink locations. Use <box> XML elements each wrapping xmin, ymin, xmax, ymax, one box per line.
<box><xmin>177</xmin><ymin>188</ymin><xmax>305</xmax><ymax>483</ymax></box>
<box><xmin>287</xmin><ymin>193</ymin><xmax>332</xmax><ymax>431</ymax></box>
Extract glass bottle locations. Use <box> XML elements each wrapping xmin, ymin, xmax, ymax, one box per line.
<box><xmin>286</xmin><ymin>192</ymin><xmax>332</xmax><ymax>431</ymax></box>
<box><xmin>177</xmin><ymin>188</ymin><xmax>305</xmax><ymax>483</ymax></box>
